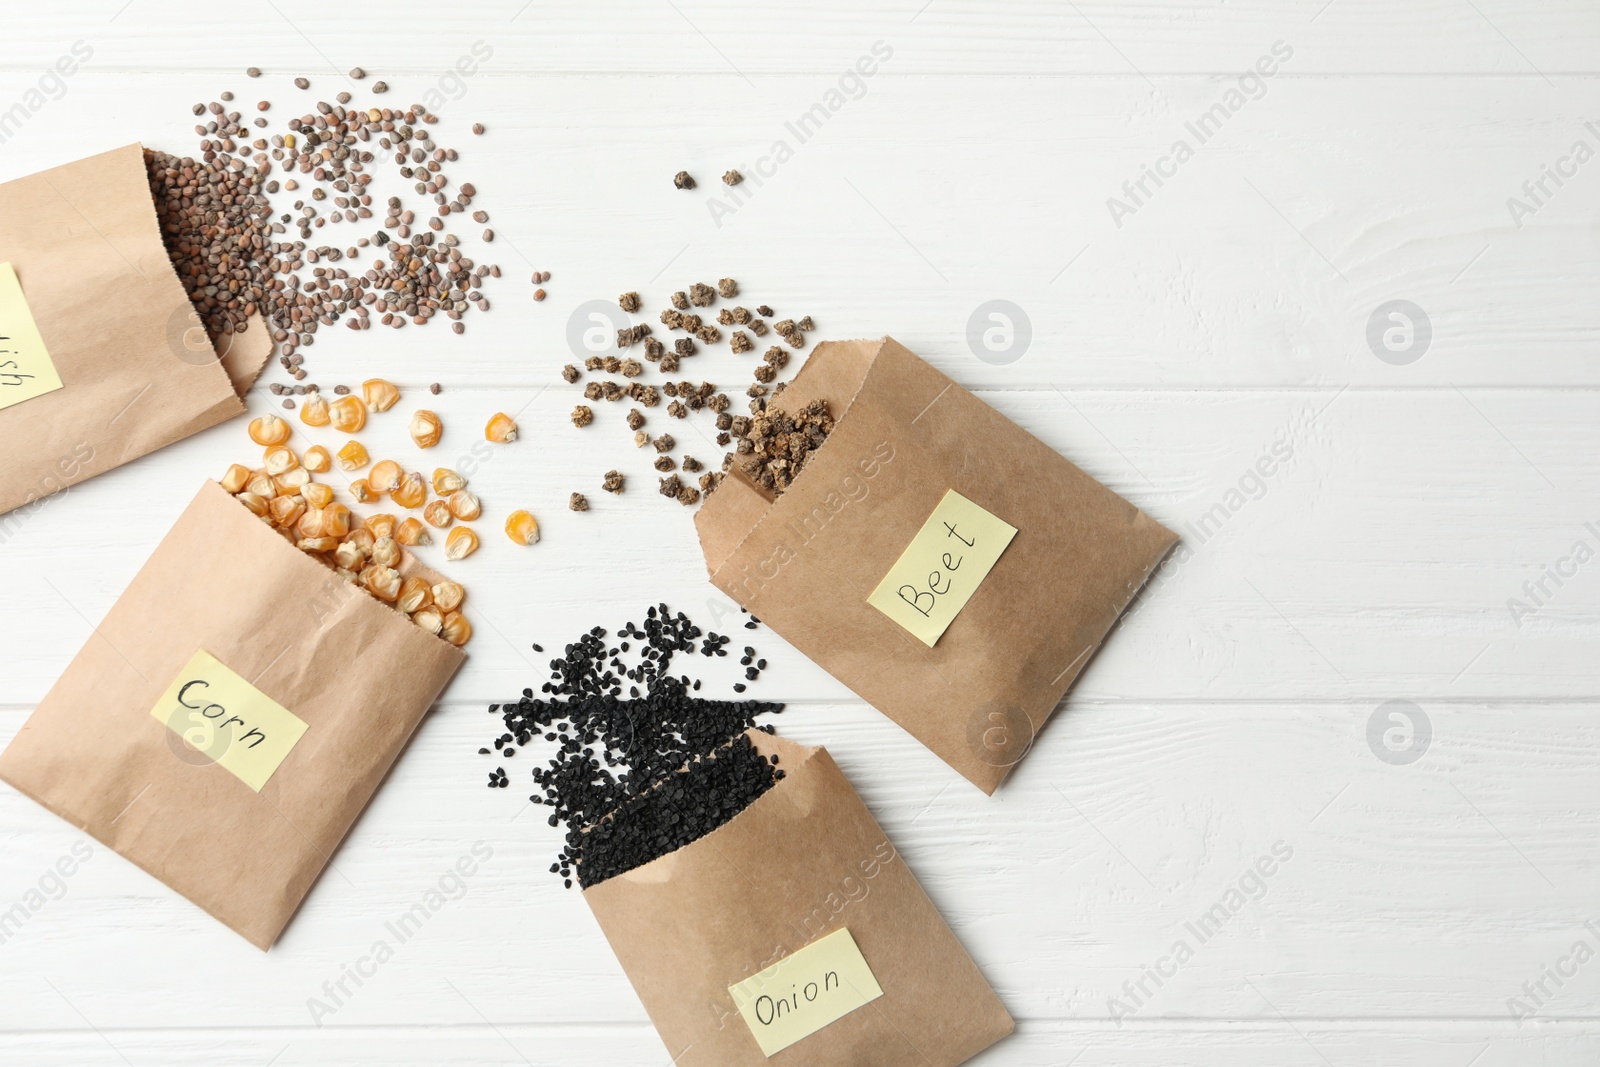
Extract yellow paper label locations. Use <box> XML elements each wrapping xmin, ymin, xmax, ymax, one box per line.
<box><xmin>729</xmin><ymin>928</ymin><xmax>884</xmax><ymax>1057</ymax></box>
<box><xmin>867</xmin><ymin>489</ymin><xmax>1018</xmax><ymax>647</ymax></box>
<box><xmin>149</xmin><ymin>650</ymin><xmax>308</xmax><ymax>792</ymax></box>
<box><xmin>0</xmin><ymin>262</ymin><xmax>64</xmax><ymax>414</ymax></box>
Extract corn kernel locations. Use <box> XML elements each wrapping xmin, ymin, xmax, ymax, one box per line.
<box><xmin>248</xmin><ymin>414</ymin><xmax>291</xmax><ymax>446</ymax></box>
<box><xmin>298</xmin><ymin>536</ymin><xmax>339</xmax><ymax>554</ymax></box>
<box><xmin>432</xmin><ymin>467</ymin><xmax>466</xmax><ymax>493</ymax></box>
<box><xmin>395</xmin><ymin>518</ymin><xmax>431</xmax><ymax>546</ymax></box>
<box><xmin>363</xmin><ymin>378</ymin><xmax>401</xmax><ymax>412</ymax></box>
<box><xmin>334</xmin><ymin>539</ymin><xmax>366</xmax><ymax>571</ymax></box>
<box><xmin>485</xmin><ymin>412</ymin><xmax>518</xmax><ymax>443</ymax></box>
<box><xmin>504</xmin><ymin>509</ymin><xmax>541</xmax><ymax>546</ymax></box>
<box><xmin>299</xmin><ymin>393</ymin><xmax>331</xmax><ymax>427</ymax></box>
<box><xmin>302</xmin><ymin>445</ymin><xmax>332</xmax><ymax>473</ymax></box>
<box><xmin>246</xmin><ymin>468</ymin><xmax>275</xmax><ymax>497</ymax></box>
<box><xmin>445</xmin><ymin>526</ymin><xmax>480</xmax><ymax>561</ymax></box>
<box><xmin>274</xmin><ymin>467</ymin><xmax>311</xmax><ymax>494</ymax></box>
<box><xmin>330</xmin><ymin>395</ymin><xmax>369</xmax><ymax>433</ymax></box>
<box><xmin>269</xmin><ymin>495</ymin><xmax>307</xmax><ymax>529</ymax></box>
<box><xmin>301</xmin><ymin>482</ymin><xmax>335</xmax><ymax>509</ymax></box>
<box><xmin>440</xmin><ymin>611</ymin><xmax>473</xmax><ymax>646</ymax></box>
<box><xmin>347</xmin><ymin>479</ymin><xmax>373</xmax><ymax>503</ymax></box>
<box><xmin>321</xmin><ymin>503</ymin><xmax>352</xmax><ymax>538</ymax></box>
<box><xmin>391</xmin><ymin>470</ymin><xmax>426</xmax><ymax>509</ymax></box>
<box><xmin>409</xmin><ymin>409</ymin><xmax>443</xmax><ymax>449</ymax></box>
<box><xmin>413</xmin><ymin>609</ymin><xmax>444</xmax><ymax>635</ymax></box>
<box><xmin>368</xmin><ymin>460</ymin><xmax>402</xmax><ymax>494</ymax></box>
<box><xmin>263</xmin><ymin>446</ymin><xmax>298</xmax><ymax>476</ymax></box>
<box><xmin>236</xmin><ymin>491</ymin><xmax>270</xmax><ymax>516</ymax></box>
<box><xmin>361</xmin><ymin>565</ymin><xmax>402</xmax><ymax>602</ymax></box>
<box><xmin>372</xmin><ymin>536</ymin><xmax>402</xmax><ymax>568</ymax></box>
<box><xmin>297</xmin><ymin>507</ymin><xmax>326</xmax><ymax>538</ymax></box>
<box><xmin>424</xmin><ymin>499</ymin><xmax>454</xmax><ymax>529</ymax></box>
<box><xmin>343</xmin><ymin>528</ymin><xmax>375</xmax><ymax>555</ymax></box>
<box><xmin>220</xmin><ymin>464</ymin><xmax>251</xmax><ymax>494</ymax></box>
<box><xmin>335</xmin><ymin>567</ymin><xmax>358</xmax><ymax>583</ymax></box>
<box><xmin>431</xmin><ymin>580</ymin><xmax>465</xmax><ymax>613</ymax></box>
<box><xmin>397</xmin><ymin>576</ymin><xmax>433</xmax><ymax>614</ymax></box>
<box><xmin>337</xmin><ymin>440</ymin><xmax>370</xmax><ymax>472</ymax></box>
<box><xmin>446</xmin><ymin>490</ymin><xmax>482</xmax><ymax>521</ymax></box>
<box><xmin>365</xmin><ymin>513</ymin><xmax>398</xmax><ymax>539</ymax></box>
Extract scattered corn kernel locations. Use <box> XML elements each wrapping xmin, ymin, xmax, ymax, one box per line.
<box><xmin>362</xmin><ymin>564</ymin><xmax>402</xmax><ymax>602</ymax></box>
<box><xmin>440</xmin><ymin>611</ymin><xmax>472</xmax><ymax>646</ymax></box>
<box><xmin>504</xmin><ymin>510</ymin><xmax>541</xmax><ymax>546</ymax></box>
<box><xmin>350</xmin><ymin>479</ymin><xmax>376</xmax><ymax>503</ymax></box>
<box><xmin>432</xmin><ymin>468</ymin><xmax>466</xmax><ymax>493</ymax></box>
<box><xmin>344</xmin><ymin>528</ymin><xmax>375</xmax><ymax>555</ymax></box>
<box><xmin>220</xmin><ymin>464</ymin><xmax>251</xmax><ymax>494</ymax></box>
<box><xmin>397</xmin><ymin>576</ymin><xmax>433</xmax><ymax>614</ymax></box>
<box><xmin>302</xmin><ymin>445</ymin><xmax>332</xmax><ymax>473</ymax></box>
<box><xmin>362</xmin><ymin>378</ymin><xmax>401</xmax><ymax>412</ymax></box>
<box><xmin>301</xmin><ymin>482</ymin><xmax>335</xmax><ymax>509</ymax></box>
<box><xmin>372</xmin><ymin>536</ymin><xmax>402</xmax><ymax>568</ymax></box>
<box><xmin>431</xmin><ymin>580</ymin><xmax>465</xmax><ymax>613</ymax></box>
<box><xmin>248</xmin><ymin>414</ymin><xmax>291</xmax><ymax>446</ymax></box>
<box><xmin>446</xmin><ymin>489</ymin><xmax>482</xmax><ymax>521</ymax></box>
<box><xmin>395</xmin><ymin>517</ymin><xmax>431</xmax><ymax>546</ymax></box>
<box><xmin>338</xmin><ymin>441</ymin><xmax>370</xmax><ymax>471</ymax></box>
<box><xmin>445</xmin><ymin>526</ymin><xmax>480</xmax><ymax>561</ymax></box>
<box><xmin>413</xmin><ymin>609</ymin><xmax>444</xmax><ymax>635</ymax></box>
<box><xmin>368</xmin><ymin>460</ymin><xmax>402</xmax><ymax>494</ymax></box>
<box><xmin>299</xmin><ymin>393</ymin><xmax>331</xmax><ymax>427</ymax></box>
<box><xmin>263</xmin><ymin>446</ymin><xmax>299</xmax><ymax>477</ymax></box>
<box><xmin>298</xmin><ymin>536</ymin><xmax>339</xmax><ymax>554</ymax></box>
<box><xmin>424</xmin><ymin>499</ymin><xmax>454</xmax><ymax>528</ymax></box>
<box><xmin>391</xmin><ymin>470</ymin><xmax>427</xmax><ymax>509</ymax></box>
<box><xmin>321</xmin><ymin>503</ymin><xmax>352</xmax><ymax>538</ymax></box>
<box><xmin>335</xmin><ymin>539</ymin><xmax>366</xmax><ymax>571</ymax></box>
<box><xmin>246</xmin><ymin>469</ymin><xmax>275</xmax><ymax>497</ymax></box>
<box><xmin>485</xmin><ymin>412</ymin><xmax>518</xmax><ymax>443</ymax></box>
<box><xmin>274</xmin><ymin>468</ymin><xmax>311</xmax><ymax>494</ymax></box>
<box><xmin>237</xmin><ymin>491</ymin><xmax>271</xmax><ymax>517</ymax></box>
<box><xmin>409</xmin><ymin>409</ymin><xmax>443</xmax><ymax>449</ymax></box>
<box><xmin>269</xmin><ymin>495</ymin><xmax>306</xmax><ymax>528</ymax></box>
<box><xmin>330</xmin><ymin>395</ymin><xmax>369</xmax><ymax>433</ymax></box>
<box><xmin>365</xmin><ymin>513</ymin><xmax>398</xmax><ymax>539</ymax></box>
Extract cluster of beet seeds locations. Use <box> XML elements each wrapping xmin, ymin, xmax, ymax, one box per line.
<box><xmin>483</xmin><ymin>606</ymin><xmax>782</xmax><ymax>888</ymax></box>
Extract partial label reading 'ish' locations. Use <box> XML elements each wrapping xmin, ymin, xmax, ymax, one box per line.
<box><xmin>149</xmin><ymin>649</ymin><xmax>309</xmax><ymax>792</ymax></box>
<box><xmin>868</xmin><ymin>489</ymin><xmax>1018</xmax><ymax>647</ymax></box>
<box><xmin>728</xmin><ymin>927</ymin><xmax>885</xmax><ymax>1057</ymax></box>
<box><xmin>0</xmin><ymin>262</ymin><xmax>64</xmax><ymax>414</ymax></box>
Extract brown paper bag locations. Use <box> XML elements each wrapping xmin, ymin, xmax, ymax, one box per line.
<box><xmin>0</xmin><ymin>143</ymin><xmax>271</xmax><ymax>519</ymax></box>
<box><xmin>585</xmin><ymin>731</ymin><xmax>1013</xmax><ymax>1066</ymax></box>
<box><xmin>696</xmin><ymin>337</ymin><xmax>1177</xmax><ymax>794</ymax></box>
<box><xmin>0</xmin><ymin>480</ymin><xmax>465</xmax><ymax>949</ymax></box>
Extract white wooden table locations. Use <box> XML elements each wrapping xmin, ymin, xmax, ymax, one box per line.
<box><xmin>4</xmin><ymin>3</ymin><xmax>1599</xmax><ymax>1064</ymax></box>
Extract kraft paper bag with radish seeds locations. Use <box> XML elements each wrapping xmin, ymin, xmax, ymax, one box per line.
<box><xmin>0</xmin><ymin>481</ymin><xmax>465</xmax><ymax>949</ymax></box>
<box><xmin>0</xmin><ymin>143</ymin><xmax>271</xmax><ymax>520</ymax></box>
<box><xmin>584</xmin><ymin>731</ymin><xmax>1014</xmax><ymax>1067</ymax></box>
<box><xmin>696</xmin><ymin>336</ymin><xmax>1177</xmax><ymax>794</ymax></box>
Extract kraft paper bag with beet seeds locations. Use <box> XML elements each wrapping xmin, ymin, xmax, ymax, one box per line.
<box><xmin>696</xmin><ymin>336</ymin><xmax>1177</xmax><ymax>794</ymax></box>
<box><xmin>0</xmin><ymin>143</ymin><xmax>270</xmax><ymax>520</ymax></box>
<box><xmin>0</xmin><ymin>481</ymin><xmax>465</xmax><ymax>949</ymax></box>
<box><xmin>585</xmin><ymin>731</ymin><xmax>1014</xmax><ymax>1066</ymax></box>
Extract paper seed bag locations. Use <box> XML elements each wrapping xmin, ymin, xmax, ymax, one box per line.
<box><xmin>696</xmin><ymin>337</ymin><xmax>1177</xmax><ymax>794</ymax></box>
<box><xmin>0</xmin><ymin>481</ymin><xmax>465</xmax><ymax>949</ymax></box>
<box><xmin>585</xmin><ymin>731</ymin><xmax>1013</xmax><ymax>1066</ymax></box>
<box><xmin>0</xmin><ymin>143</ymin><xmax>271</xmax><ymax>519</ymax></box>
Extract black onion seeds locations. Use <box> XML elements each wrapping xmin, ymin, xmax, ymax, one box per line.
<box><xmin>484</xmin><ymin>605</ymin><xmax>781</xmax><ymax>889</ymax></box>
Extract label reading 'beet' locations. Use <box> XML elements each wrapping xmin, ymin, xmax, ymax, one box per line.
<box><xmin>0</xmin><ymin>262</ymin><xmax>64</xmax><ymax>414</ymax></box>
<box><xmin>727</xmin><ymin>927</ymin><xmax>884</xmax><ymax>1056</ymax></box>
<box><xmin>867</xmin><ymin>488</ymin><xmax>1018</xmax><ymax>647</ymax></box>
<box><xmin>149</xmin><ymin>649</ymin><xmax>309</xmax><ymax>792</ymax></box>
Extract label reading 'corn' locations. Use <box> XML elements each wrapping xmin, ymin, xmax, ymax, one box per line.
<box><xmin>867</xmin><ymin>489</ymin><xmax>1018</xmax><ymax>647</ymax></box>
<box><xmin>728</xmin><ymin>928</ymin><xmax>884</xmax><ymax>1057</ymax></box>
<box><xmin>0</xmin><ymin>262</ymin><xmax>64</xmax><ymax>414</ymax></box>
<box><xmin>150</xmin><ymin>650</ymin><xmax>309</xmax><ymax>792</ymax></box>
